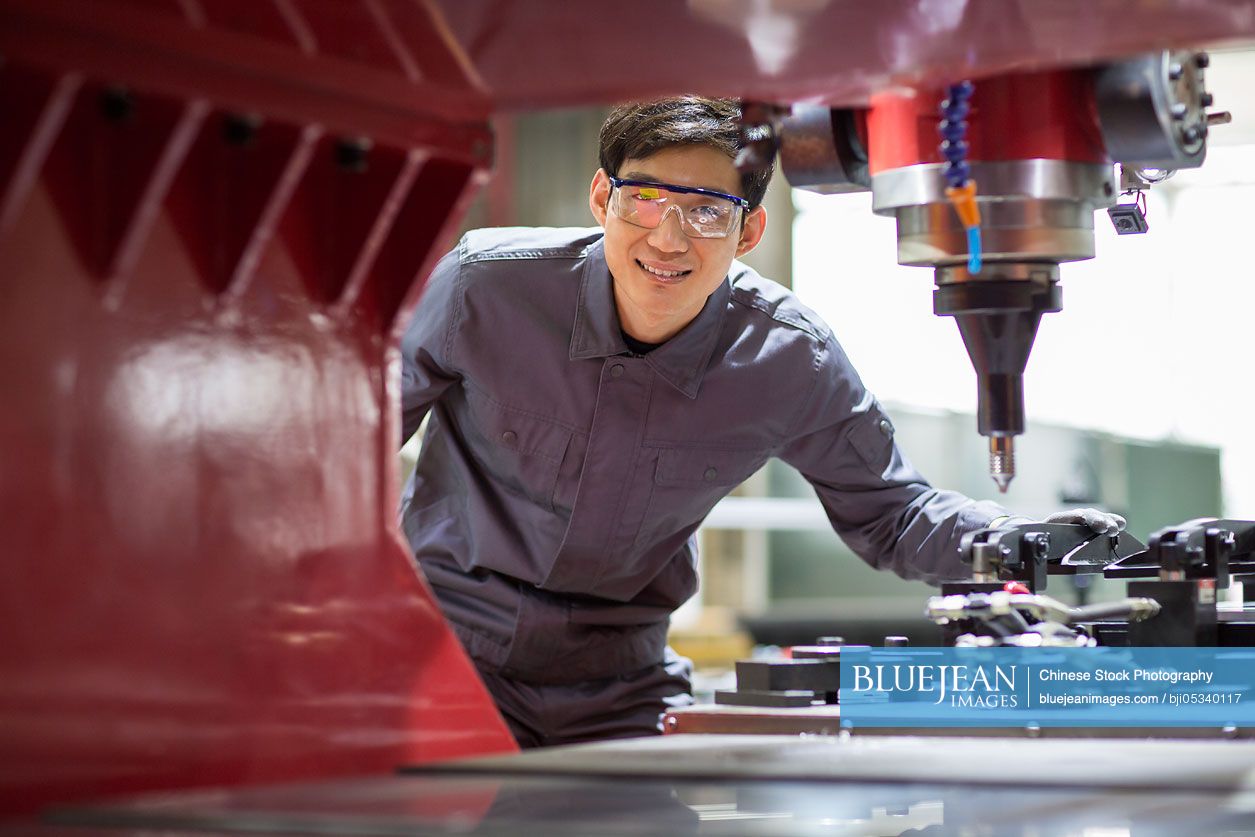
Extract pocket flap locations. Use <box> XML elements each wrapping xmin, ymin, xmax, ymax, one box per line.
<box><xmin>846</xmin><ymin>402</ymin><xmax>895</xmax><ymax>470</ymax></box>
<box><xmin>655</xmin><ymin>447</ymin><xmax>766</xmax><ymax>487</ymax></box>
<box><xmin>466</xmin><ymin>388</ymin><xmax>570</xmax><ymax>461</ymax></box>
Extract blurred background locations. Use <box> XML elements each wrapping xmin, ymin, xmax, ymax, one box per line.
<box><xmin>400</xmin><ymin>48</ymin><xmax>1255</xmax><ymax>679</ymax></box>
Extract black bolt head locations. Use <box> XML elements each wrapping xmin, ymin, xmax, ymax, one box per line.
<box><xmin>223</xmin><ymin>114</ymin><xmax>261</xmax><ymax>147</ymax></box>
<box><xmin>100</xmin><ymin>87</ymin><xmax>134</xmax><ymax>122</ymax></box>
<box><xmin>335</xmin><ymin>138</ymin><xmax>371</xmax><ymax>173</ymax></box>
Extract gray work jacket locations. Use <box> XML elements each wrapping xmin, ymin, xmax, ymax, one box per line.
<box><xmin>400</xmin><ymin>227</ymin><xmax>1005</xmax><ymax>684</ymax></box>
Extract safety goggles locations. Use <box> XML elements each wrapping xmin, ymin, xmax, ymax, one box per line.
<box><xmin>608</xmin><ymin>176</ymin><xmax>749</xmax><ymax>239</ymax></box>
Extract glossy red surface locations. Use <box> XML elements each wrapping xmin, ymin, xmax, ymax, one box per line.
<box><xmin>4</xmin><ymin>0</ymin><xmax>1255</xmax><ymax>823</ymax></box>
<box><xmin>867</xmin><ymin>70</ymin><xmax>1109</xmax><ymax>174</ymax></box>
<box><xmin>0</xmin><ymin>0</ymin><xmax>514</xmax><ymax>819</ymax></box>
<box><xmin>433</xmin><ymin>0</ymin><xmax>1255</xmax><ymax>109</ymax></box>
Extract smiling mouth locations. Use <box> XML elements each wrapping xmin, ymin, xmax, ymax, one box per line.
<box><xmin>636</xmin><ymin>259</ymin><xmax>691</xmax><ymax>282</ymax></box>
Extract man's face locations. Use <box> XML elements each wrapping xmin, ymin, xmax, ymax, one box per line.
<box><xmin>589</xmin><ymin>144</ymin><xmax>766</xmax><ymax>342</ymax></box>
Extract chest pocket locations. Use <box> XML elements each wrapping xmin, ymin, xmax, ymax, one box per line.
<box><xmin>463</xmin><ymin>387</ymin><xmax>572</xmax><ymax>512</ymax></box>
<box><xmin>638</xmin><ymin>446</ymin><xmax>768</xmax><ymax>549</ymax></box>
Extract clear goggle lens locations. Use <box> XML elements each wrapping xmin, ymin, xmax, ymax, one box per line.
<box><xmin>609</xmin><ymin>178</ymin><xmax>745</xmax><ymax>239</ymax></box>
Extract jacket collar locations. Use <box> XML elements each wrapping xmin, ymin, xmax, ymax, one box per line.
<box><xmin>569</xmin><ymin>237</ymin><xmax>729</xmax><ymax>400</ymax></box>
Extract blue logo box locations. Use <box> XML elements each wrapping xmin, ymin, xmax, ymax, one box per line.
<box><xmin>838</xmin><ymin>647</ymin><xmax>1255</xmax><ymax>727</ymax></box>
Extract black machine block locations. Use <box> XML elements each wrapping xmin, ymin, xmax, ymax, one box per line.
<box><xmin>713</xmin><ymin>689</ymin><xmax>820</xmax><ymax>708</ymax></box>
<box><xmin>1127</xmin><ymin>579</ymin><xmax>1218</xmax><ymax>646</ymax></box>
<box><xmin>734</xmin><ymin>659</ymin><xmax>841</xmax><ymax>693</ymax></box>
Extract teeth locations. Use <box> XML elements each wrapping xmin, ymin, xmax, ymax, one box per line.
<box><xmin>639</xmin><ymin>261</ymin><xmax>687</xmax><ymax>278</ymax></box>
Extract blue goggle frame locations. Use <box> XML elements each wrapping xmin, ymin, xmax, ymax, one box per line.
<box><xmin>608</xmin><ymin>176</ymin><xmax>751</xmax><ymax>209</ymax></box>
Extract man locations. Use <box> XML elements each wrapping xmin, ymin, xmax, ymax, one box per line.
<box><xmin>399</xmin><ymin>97</ymin><xmax>1122</xmax><ymax>748</ymax></box>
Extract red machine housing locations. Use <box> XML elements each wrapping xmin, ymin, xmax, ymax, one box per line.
<box><xmin>0</xmin><ymin>0</ymin><xmax>516</xmax><ymax>818</ymax></box>
<box><xmin>867</xmin><ymin>70</ymin><xmax>1110</xmax><ymax>174</ymax></box>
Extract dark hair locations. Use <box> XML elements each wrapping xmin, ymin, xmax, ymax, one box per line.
<box><xmin>598</xmin><ymin>96</ymin><xmax>774</xmax><ymax>211</ymax></box>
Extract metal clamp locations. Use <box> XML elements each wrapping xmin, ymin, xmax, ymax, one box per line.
<box><xmin>959</xmin><ymin>522</ymin><xmax>1145</xmax><ymax>591</ymax></box>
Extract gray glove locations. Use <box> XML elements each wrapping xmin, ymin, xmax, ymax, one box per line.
<box><xmin>1044</xmin><ymin>508</ymin><xmax>1127</xmax><ymax>535</ymax></box>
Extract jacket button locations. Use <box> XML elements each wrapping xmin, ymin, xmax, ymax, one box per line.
<box><xmin>878</xmin><ymin>418</ymin><xmax>894</xmax><ymax>437</ymax></box>
<box><xmin>610</xmin><ymin>363</ymin><xmax>625</xmax><ymax>378</ymax></box>
<box><xmin>703</xmin><ymin>467</ymin><xmax>718</xmax><ymax>481</ymax></box>
<box><xmin>501</xmin><ymin>430</ymin><xmax>517</xmax><ymax>444</ymax></box>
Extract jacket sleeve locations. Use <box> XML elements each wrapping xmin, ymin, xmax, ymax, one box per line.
<box><xmin>776</xmin><ymin>333</ymin><xmax>1008</xmax><ymax>584</ymax></box>
<box><xmin>399</xmin><ymin>244</ymin><xmax>464</xmax><ymax>445</ymax></box>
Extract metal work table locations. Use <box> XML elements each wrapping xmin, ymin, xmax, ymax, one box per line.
<box><xmin>48</xmin><ymin>734</ymin><xmax>1255</xmax><ymax>835</ymax></box>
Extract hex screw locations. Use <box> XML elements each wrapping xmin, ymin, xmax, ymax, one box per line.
<box><xmin>335</xmin><ymin>137</ymin><xmax>371</xmax><ymax>173</ymax></box>
<box><xmin>100</xmin><ymin>86</ymin><xmax>134</xmax><ymax>123</ymax></box>
<box><xmin>223</xmin><ymin>113</ymin><xmax>261</xmax><ymax>147</ymax></box>
<box><xmin>1196</xmin><ymin>52</ymin><xmax>1211</xmax><ymax>69</ymax></box>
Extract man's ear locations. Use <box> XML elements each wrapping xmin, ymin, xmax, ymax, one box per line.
<box><xmin>735</xmin><ymin>206</ymin><xmax>768</xmax><ymax>258</ymax></box>
<box><xmin>589</xmin><ymin>169</ymin><xmax>612</xmax><ymax>228</ymax></box>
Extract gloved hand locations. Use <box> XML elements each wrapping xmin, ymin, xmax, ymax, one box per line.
<box><xmin>1044</xmin><ymin>508</ymin><xmax>1127</xmax><ymax>535</ymax></box>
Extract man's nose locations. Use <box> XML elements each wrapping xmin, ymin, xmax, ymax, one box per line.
<box><xmin>647</xmin><ymin>205</ymin><xmax>689</xmax><ymax>251</ymax></box>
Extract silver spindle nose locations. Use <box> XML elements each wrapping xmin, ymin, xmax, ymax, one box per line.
<box><xmin>989</xmin><ymin>436</ymin><xmax>1015</xmax><ymax>493</ymax></box>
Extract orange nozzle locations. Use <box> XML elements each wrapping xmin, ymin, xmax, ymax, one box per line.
<box><xmin>945</xmin><ymin>181</ymin><xmax>981</xmax><ymax>229</ymax></box>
